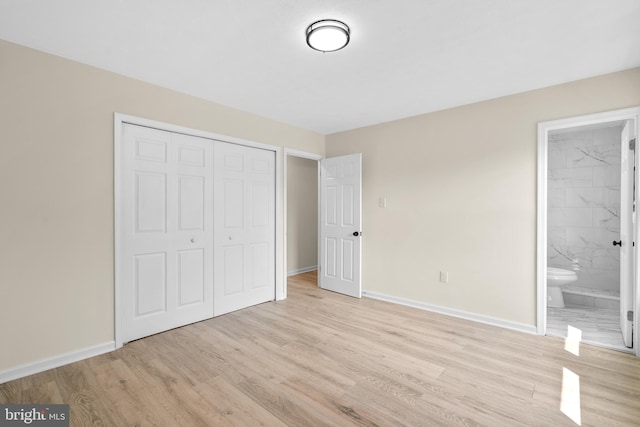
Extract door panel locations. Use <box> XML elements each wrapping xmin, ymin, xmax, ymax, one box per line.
<box><xmin>621</xmin><ymin>120</ymin><xmax>635</xmax><ymax>348</ymax></box>
<box><xmin>250</xmin><ymin>182</ymin><xmax>270</xmax><ymax>226</ymax></box>
<box><xmin>342</xmin><ymin>240</ymin><xmax>354</xmax><ymax>281</ymax></box>
<box><xmin>177</xmin><ymin>249</ymin><xmax>205</xmax><ymax>306</ymax></box>
<box><xmin>214</xmin><ymin>141</ymin><xmax>275</xmax><ymax>315</ymax></box>
<box><xmin>223</xmin><ymin>245</ymin><xmax>244</xmax><ymax>295</ymax></box>
<box><xmin>224</xmin><ymin>180</ymin><xmax>244</xmax><ymax>227</ymax></box>
<box><xmin>251</xmin><ymin>242</ymin><xmax>270</xmax><ymax>288</ymax></box>
<box><xmin>320</xmin><ymin>153</ymin><xmax>362</xmax><ymax>298</ymax></box>
<box><xmin>177</xmin><ymin>145</ymin><xmax>205</xmax><ymax>166</ymax></box>
<box><xmin>324</xmin><ymin>237</ymin><xmax>337</xmax><ymax>278</ymax></box>
<box><xmin>135</xmin><ymin>253</ymin><xmax>166</xmax><ymax>316</ymax></box>
<box><xmin>178</xmin><ymin>176</ymin><xmax>204</xmax><ymax>230</ymax></box>
<box><xmin>343</xmin><ymin>185</ymin><xmax>355</xmax><ymax>225</ymax></box>
<box><xmin>136</xmin><ymin>172</ymin><xmax>166</xmax><ymax>232</ymax></box>
<box><xmin>121</xmin><ymin>124</ymin><xmax>214</xmax><ymax>343</ymax></box>
<box><xmin>326</xmin><ymin>186</ymin><xmax>338</xmax><ymax>224</ymax></box>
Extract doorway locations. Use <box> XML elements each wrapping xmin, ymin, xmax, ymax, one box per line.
<box><xmin>283</xmin><ymin>149</ymin><xmax>363</xmax><ymax>299</ymax></box>
<box><xmin>284</xmin><ymin>149</ymin><xmax>322</xmax><ymax>297</ymax></box>
<box><xmin>286</xmin><ymin>155</ymin><xmax>319</xmax><ymax>276</ymax></box>
<box><xmin>537</xmin><ymin>107</ymin><xmax>640</xmax><ymax>355</ymax></box>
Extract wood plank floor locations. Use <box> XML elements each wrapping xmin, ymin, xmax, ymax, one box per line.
<box><xmin>2</xmin><ymin>270</ymin><xmax>640</xmax><ymax>426</ymax></box>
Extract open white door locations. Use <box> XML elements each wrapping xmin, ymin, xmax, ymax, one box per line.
<box><xmin>120</xmin><ymin>124</ymin><xmax>214</xmax><ymax>343</ymax></box>
<box><xmin>621</xmin><ymin>120</ymin><xmax>636</xmax><ymax>348</ymax></box>
<box><xmin>319</xmin><ymin>154</ymin><xmax>362</xmax><ymax>298</ymax></box>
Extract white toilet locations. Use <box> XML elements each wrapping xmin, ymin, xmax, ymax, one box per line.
<box><xmin>547</xmin><ymin>267</ymin><xmax>578</xmax><ymax>308</ymax></box>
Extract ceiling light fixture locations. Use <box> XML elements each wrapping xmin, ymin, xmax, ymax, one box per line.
<box><xmin>306</xmin><ymin>19</ymin><xmax>350</xmax><ymax>52</ymax></box>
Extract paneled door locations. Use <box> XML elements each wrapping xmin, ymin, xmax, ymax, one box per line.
<box><xmin>213</xmin><ymin>141</ymin><xmax>276</xmax><ymax>315</ymax></box>
<box><xmin>620</xmin><ymin>119</ymin><xmax>636</xmax><ymax>348</ymax></box>
<box><xmin>319</xmin><ymin>154</ymin><xmax>362</xmax><ymax>298</ymax></box>
<box><xmin>120</xmin><ymin>124</ymin><xmax>214</xmax><ymax>343</ymax></box>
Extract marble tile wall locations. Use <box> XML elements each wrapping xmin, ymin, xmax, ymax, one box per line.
<box><xmin>547</xmin><ymin>125</ymin><xmax>623</xmax><ymax>292</ymax></box>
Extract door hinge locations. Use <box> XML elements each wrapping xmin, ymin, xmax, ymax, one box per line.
<box><xmin>630</xmin><ymin>138</ymin><xmax>636</xmax><ymax>151</ymax></box>
<box><xmin>628</xmin><ymin>311</ymin><xmax>634</xmax><ymax>322</ymax></box>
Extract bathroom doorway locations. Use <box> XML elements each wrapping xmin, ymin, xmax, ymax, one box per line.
<box><xmin>537</xmin><ymin>107</ymin><xmax>640</xmax><ymax>355</ymax></box>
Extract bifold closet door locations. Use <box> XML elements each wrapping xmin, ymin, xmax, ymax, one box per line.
<box><xmin>120</xmin><ymin>124</ymin><xmax>214</xmax><ymax>343</ymax></box>
<box><xmin>213</xmin><ymin>141</ymin><xmax>276</xmax><ymax>316</ymax></box>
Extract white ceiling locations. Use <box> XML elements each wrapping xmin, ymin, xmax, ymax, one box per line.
<box><xmin>1</xmin><ymin>0</ymin><xmax>639</xmax><ymax>134</ymax></box>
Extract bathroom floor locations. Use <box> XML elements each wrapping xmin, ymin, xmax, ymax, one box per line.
<box><xmin>547</xmin><ymin>305</ymin><xmax>630</xmax><ymax>352</ymax></box>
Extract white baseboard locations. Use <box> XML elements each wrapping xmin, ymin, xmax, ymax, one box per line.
<box><xmin>362</xmin><ymin>291</ymin><xmax>537</xmax><ymax>335</ymax></box>
<box><xmin>0</xmin><ymin>341</ymin><xmax>115</xmax><ymax>384</ymax></box>
<box><xmin>287</xmin><ymin>265</ymin><xmax>318</xmax><ymax>276</ymax></box>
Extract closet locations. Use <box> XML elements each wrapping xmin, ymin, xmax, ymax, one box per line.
<box><xmin>117</xmin><ymin>122</ymin><xmax>275</xmax><ymax>343</ymax></box>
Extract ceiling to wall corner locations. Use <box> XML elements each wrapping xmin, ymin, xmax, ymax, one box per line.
<box><xmin>1</xmin><ymin>0</ymin><xmax>638</xmax><ymax>134</ymax></box>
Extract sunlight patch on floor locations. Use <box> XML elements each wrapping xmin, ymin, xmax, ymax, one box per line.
<box><xmin>561</xmin><ymin>367</ymin><xmax>582</xmax><ymax>425</ymax></box>
<box><xmin>564</xmin><ymin>325</ymin><xmax>582</xmax><ymax>356</ymax></box>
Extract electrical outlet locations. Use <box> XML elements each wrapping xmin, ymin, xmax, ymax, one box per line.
<box><xmin>378</xmin><ymin>197</ymin><xmax>387</xmax><ymax>208</ymax></box>
<box><xmin>439</xmin><ymin>271</ymin><xmax>449</xmax><ymax>283</ymax></box>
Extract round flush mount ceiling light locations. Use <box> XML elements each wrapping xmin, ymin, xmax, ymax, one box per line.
<box><xmin>306</xmin><ymin>19</ymin><xmax>350</xmax><ymax>52</ymax></box>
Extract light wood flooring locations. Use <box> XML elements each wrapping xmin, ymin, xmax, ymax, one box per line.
<box><xmin>2</xmin><ymin>270</ymin><xmax>640</xmax><ymax>426</ymax></box>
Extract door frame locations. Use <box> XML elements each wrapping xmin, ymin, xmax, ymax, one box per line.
<box><xmin>283</xmin><ymin>148</ymin><xmax>322</xmax><ymax>299</ymax></box>
<box><xmin>536</xmin><ymin>106</ymin><xmax>640</xmax><ymax>356</ymax></box>
<box><xmin>114</xmin><ymin>113</ymin><xmax>281</xmax><ymax>348</ymax></box>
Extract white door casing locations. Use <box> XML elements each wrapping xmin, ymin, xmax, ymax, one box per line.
<box><xmin>537</xmin><ymin>107</ymin><xmax>640</xmax><ymax>357</ymax></box>
<box><xmin>120</xmin><ymin>124</ymin><xmax>214</xmax><ymax>343</ymax></box>
<box><xmin>320</xmin><ymin>153</ymin><xmax>362</xmax><ymax>298</ymax></box>
<box><xmin>621</xmin><ymin>119</ymin><xmax>636</xmax><ymax>348</ymax></box>
<box><xmin>213</xmin><ymin>141</ymin><xmax>276</xmax><ymax>315</ymax></box>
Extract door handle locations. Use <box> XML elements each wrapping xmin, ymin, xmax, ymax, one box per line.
<box><xmin>353</xmin><ymin>231</ymin><xmax>361</xmax><ymax>237</ymax></box>
<box><xmin>613</xmin><ymin>240</ymin><xmax>622</xmax><ymax>247</ymax></box>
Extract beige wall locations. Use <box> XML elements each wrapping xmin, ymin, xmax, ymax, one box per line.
<box><xmin>2</xmin><ymin>34</ymin><xmax>638</xmax><ymax>375</ymax></box>
<box><xmin>0</xmin><ymin>39</ymin><xmax>324</xmax><ymax>372</ymax></box>
<box><xmin>326</xmin><ymin>67</ymin><xmax>640</xmax><ymax>327</ymax></box>
<box><xmin>287</xmin><ymin>156</ymin><xmax>318</xmax><ymax>273</ymax></box>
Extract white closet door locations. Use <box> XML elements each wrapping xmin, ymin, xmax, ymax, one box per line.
<box><xmin>120</xmin><ymin>124</ymin><xmax>214</xmax><ymax>343</ymax></box>
<box><xmin>213</xmin><ymin>141</ymin><xmax>276</xmax><ymax>315</ymax></box>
